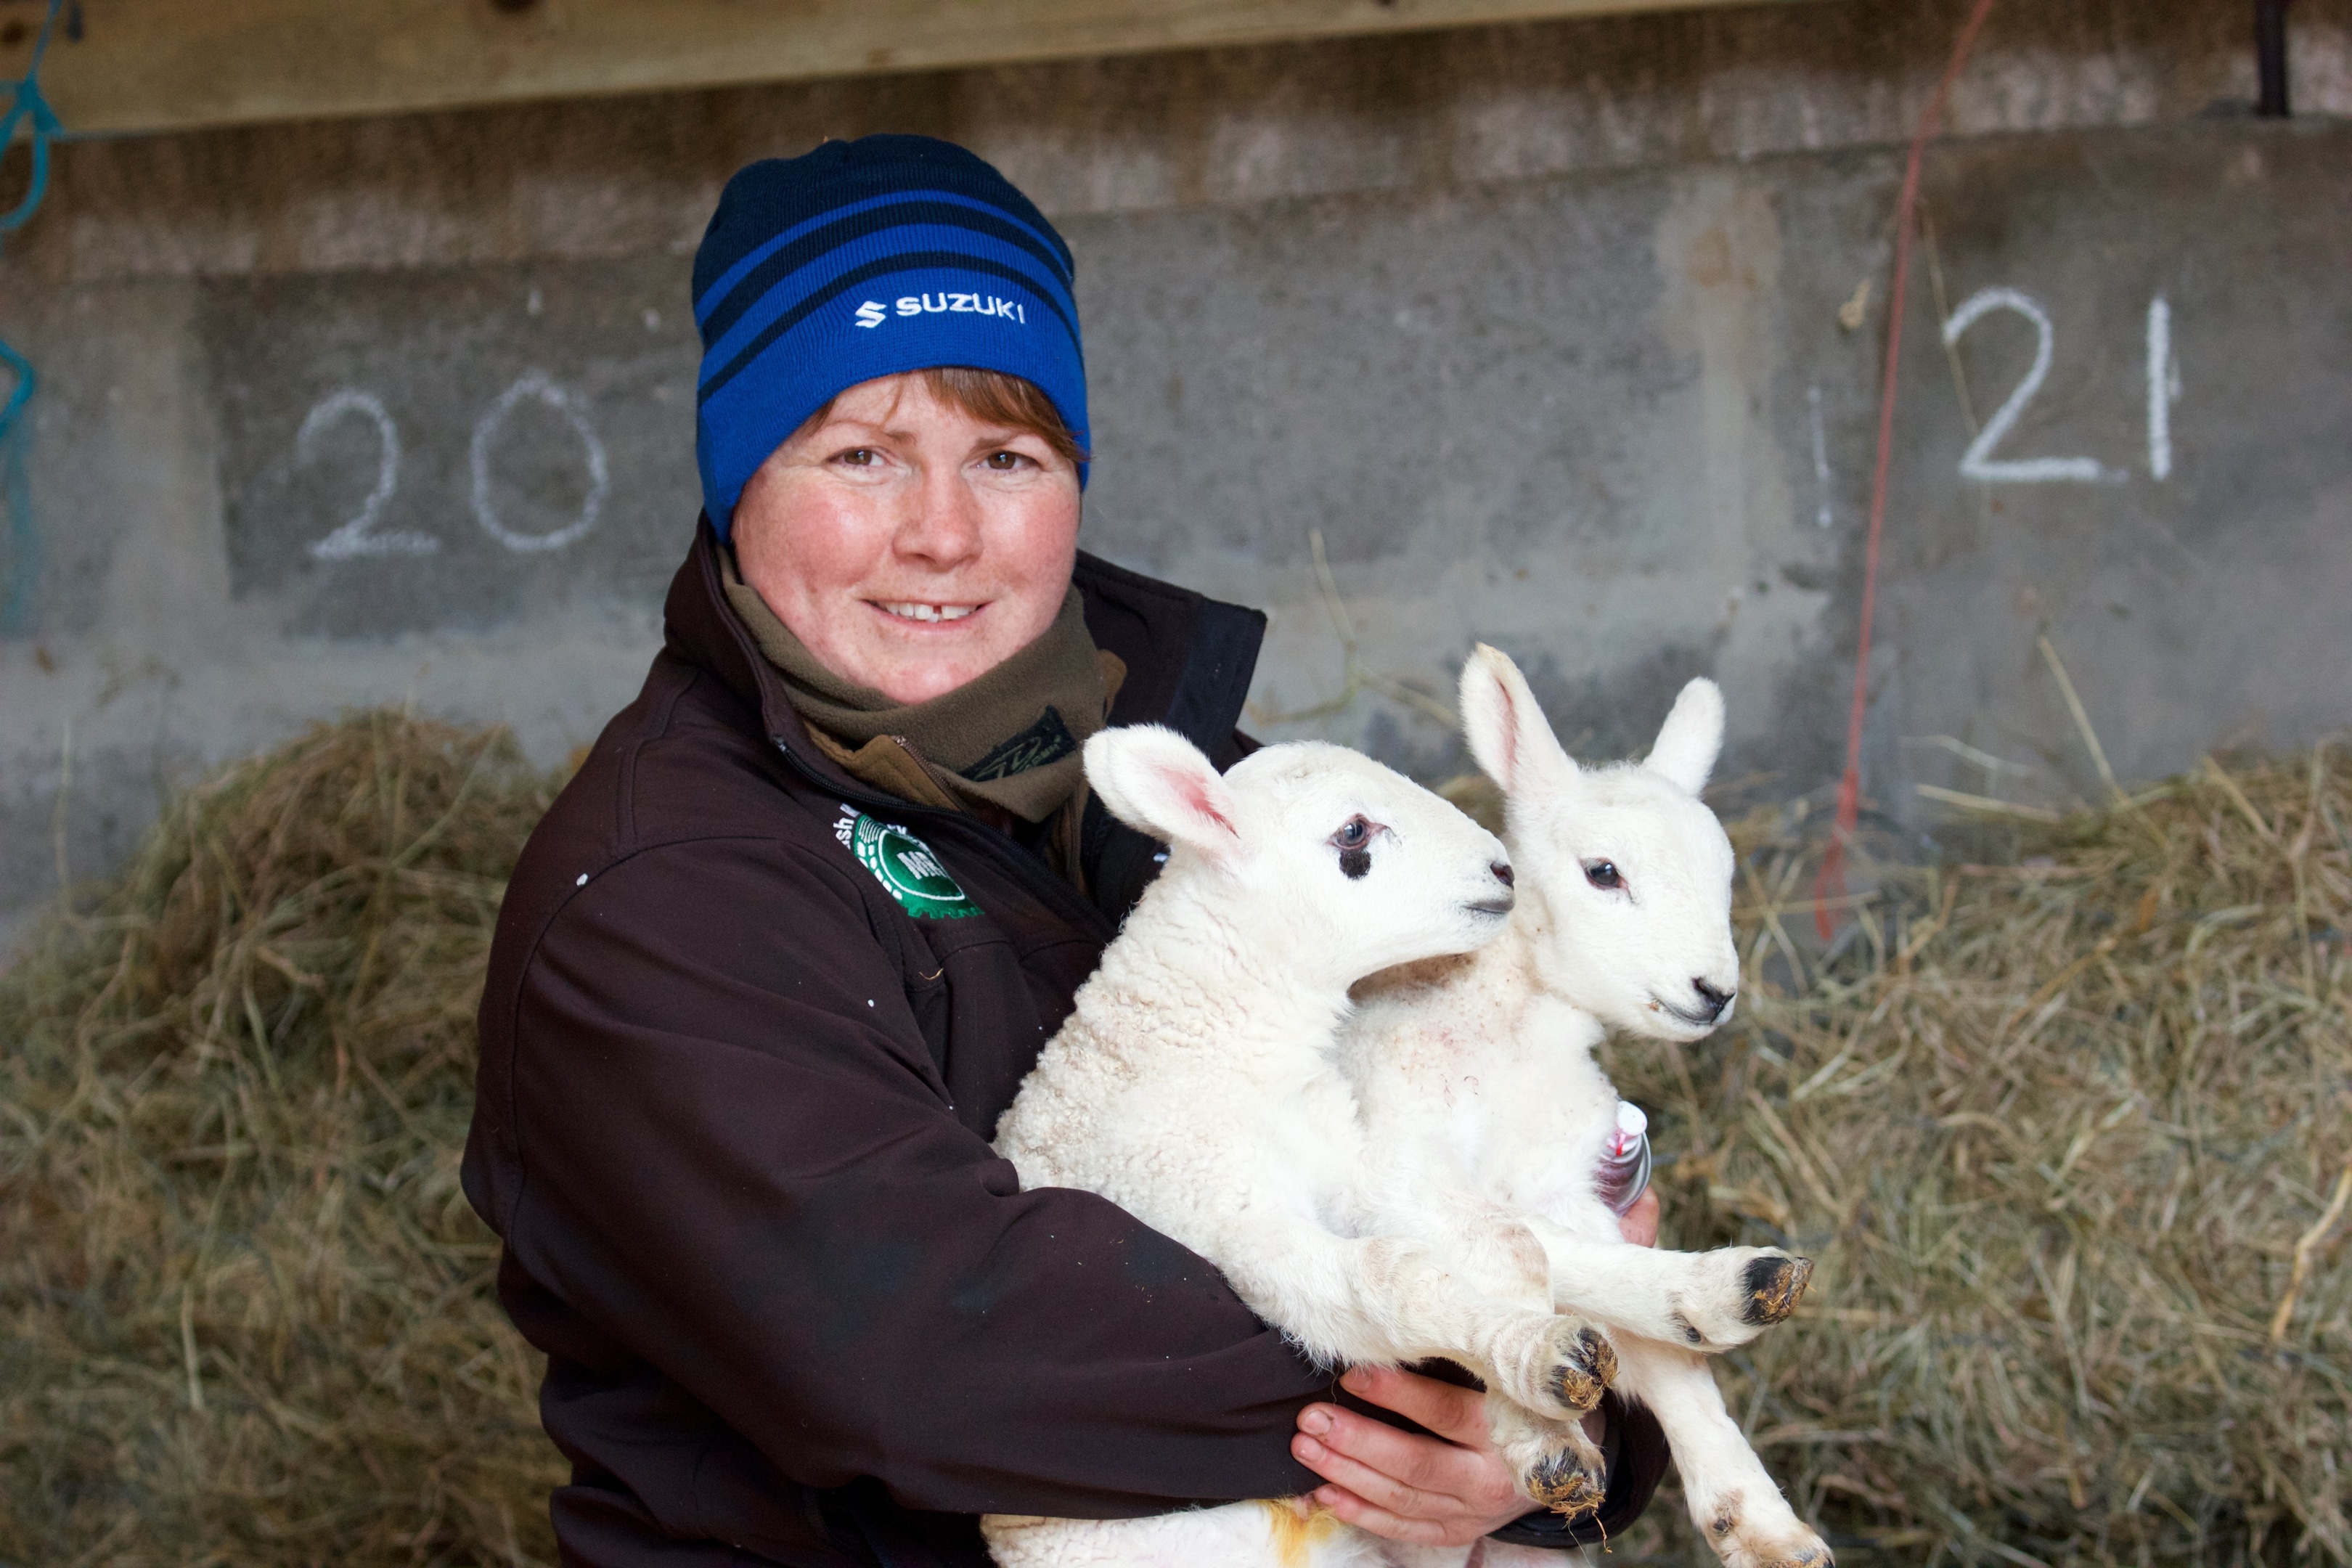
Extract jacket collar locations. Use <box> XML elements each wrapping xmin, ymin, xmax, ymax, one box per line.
<box><xmin>660</xmin><ymin>517</ymin><xmax>1267</xmax><ymax>793</ymax></box>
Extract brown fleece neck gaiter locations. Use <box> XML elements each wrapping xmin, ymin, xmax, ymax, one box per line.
<box><xmin>722</xmin><ymin>552</ymin><xmax>1112</xmax><ymax>825</ymax></box>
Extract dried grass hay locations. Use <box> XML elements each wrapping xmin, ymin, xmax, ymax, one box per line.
<box><xmin>3</xmin><ymin>716</ymin><xmax>2346</xmax><ymax>1566</ymax></box>
<box><xmin>1601</xmin><ymin>749</ymin><xmax>2352</xmax><ymax>1567</ymax></box>
<box><xmin>1</xmin><ymin>714</ymin><xmax>564</xmax><ymax>1565</ymax></box>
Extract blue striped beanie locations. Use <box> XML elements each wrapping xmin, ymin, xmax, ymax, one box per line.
<box><xmin>692</xmin><ymin>135</ymin><xmax>1088</xmax><ymax>542</ymax></box>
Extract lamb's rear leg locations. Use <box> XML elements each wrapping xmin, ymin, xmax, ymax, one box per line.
<box><xmin>1611</xmin><ymin>1336</ymin><xmax>1831</xmax><ymax>1568</ymax></box>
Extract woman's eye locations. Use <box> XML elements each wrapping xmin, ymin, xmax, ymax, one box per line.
<box><xmin>1584</xmin><ymin>859</ymin><xmax>1623</xmax><ymax>891</ymax></box>
<box><xmin>834</xmin><ymin>448</ymin><xmax>877</xmax><ymax>467</ymax></box>
<box><xmin>1333</xmin><ymin>817</ymin><xmax>1371</xmax><ymax>848</ymax></box>
<box><xmin>983</xmin><ymin>450</ymin><xmax>1030</xmax><ymax>471</ymax></box>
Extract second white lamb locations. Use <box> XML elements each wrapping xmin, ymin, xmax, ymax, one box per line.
<box><xmin>1346</xmin><ymin>647</ymin><xmax>1832</xmax><ymax>1568</ymax></box>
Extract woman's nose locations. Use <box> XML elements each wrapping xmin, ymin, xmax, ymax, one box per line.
<box><xmin>895</xmin><ymin>470</ymin><xmax>986</xmax><ymax>568</ymax></box>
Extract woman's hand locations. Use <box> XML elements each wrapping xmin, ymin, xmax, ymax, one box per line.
<box><xmin>1618</xmin><ymin>1186</ymin><xmax>1659</xmax><ymax>1247</ymax></box>
<box><xmin>1291</xmin><ymin>1192</ymin><xmax>1663</xmax><ymax>1543</ymax></box>
<box><xmin>1291</xmin><ymin>1365</ymin><xmax>1531</xmax><ymax>1545</ymax></box>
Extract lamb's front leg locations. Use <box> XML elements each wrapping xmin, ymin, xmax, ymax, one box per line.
<box><xmin>1212</xmin><ymin>1214</ymin><xmax>1615</xmax><ymax>1424</ymax></box>
<box><xmin>1612</xmin><ymin>1336</ymin><xmax>1832</xmax><ymax>1568</ymax></box>
<box><xmin>1521</xmin><ymin>1217</ymin><xmax>1812</xmax><ymax>1352</ymax></box>
<box><xmin>1331</xmin><ymin>1195</ymin><xmax>1620</xmax><ymax>1514</ymax></box>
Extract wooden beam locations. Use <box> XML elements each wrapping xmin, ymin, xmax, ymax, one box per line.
<box><xmin>8</xmin><ymin>0</ymin><xmax>1805</xmax><ymax>139</ymax></box>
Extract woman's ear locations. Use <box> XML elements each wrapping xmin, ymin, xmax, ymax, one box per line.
<box><xmin>1084</xmin><ymin>725</ymin><xmax>1244</xmax><ymax>866</ymax></box>
<box><xmin>1644</xmin><ymin>677</ymin><xmax>1725</xmax><ymax>796</ymax></box>
<box><xmin>1459</xmin><ymin>643</ymin><xmax>1578</xmax><ymax>799</ymax></box>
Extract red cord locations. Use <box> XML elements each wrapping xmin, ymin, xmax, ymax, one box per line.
<box><xmin>1815</xmin><ymin>0</ymin><xmax>2001</xmax><ymax>941</ymax></box>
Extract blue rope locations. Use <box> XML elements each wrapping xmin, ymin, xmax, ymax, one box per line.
<box><xmin>0</xmin><ymin>11</ymin><xmax>62</xmax><ymax>232</ymax></box>
<box><xmin>1</xmin><ymin>0</ymin><xmax>65</xmax><ymax>633</ymax></box>
<box><xmin>1</xmin><ymin>340</ymin><xmax>36</xmax><ymax>634</ymax></box>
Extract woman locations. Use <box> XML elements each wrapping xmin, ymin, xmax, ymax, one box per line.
<box><xmin>462</xmin><ymin>134</ymin><xmax>1665</xmax><ymax>1567</ymax></box>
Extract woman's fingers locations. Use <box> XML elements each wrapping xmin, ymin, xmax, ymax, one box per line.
<box><xmin>1619</xmin><ymin>1187</ymin><xmax>1659</xmax><ymax>1246</ymax></box>
<box><xmin>1289</xmin><ymin>1368</ymin><xmax>1529</xmax><ymax>1545</ymax></box>
<box><xmin>1307</xmin><ymin>1478</ymin><xmax>1453</xmax><ymax>1545</ymax></box>
<box><xmin>1291</xmin><ymin>1424</ymin><xmax>1456</xmax><ymax>1529</ymax></box>
<box><xmin>1336</xmin><ymin>1364</ymin><xmax>1491</xmax><ymax>1446</ymax></box>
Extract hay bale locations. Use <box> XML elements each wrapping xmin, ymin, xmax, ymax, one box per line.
<box><xmin>8</xmin><ymin>709</ymin><xmax>2345</xmax><ymax>1566</ymax></box>
<box><xmin>0</xmin><ymin>713</ymin><xmax>565</xmax><ymax>1565</ymax></box>
<box><xmin>1601</xmin><ymin>752</ymin><xmax>2352</xmax><ymax>1566</ymax></box>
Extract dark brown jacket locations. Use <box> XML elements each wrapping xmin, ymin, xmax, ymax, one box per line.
<box><xmin>462</xmin><ymin>524</ymin><xmax>1664</xmax><ymax>1565</ymax></box>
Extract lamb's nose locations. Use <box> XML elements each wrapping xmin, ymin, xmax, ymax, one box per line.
<box><xmin>1691</xmin><ymin>978</ymin><xmax>1734</xmax><ymax>1021</ymax></box>
<box><xmin>1491</xmin><ymin>862</ymin><xmax>1515</xmax><ymax>888</ymax></box>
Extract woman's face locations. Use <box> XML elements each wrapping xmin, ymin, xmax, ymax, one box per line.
<box><xmin>732</xmin><ymin>372</ymin><xmax>1082</xmax><ymax>704</ymax></box>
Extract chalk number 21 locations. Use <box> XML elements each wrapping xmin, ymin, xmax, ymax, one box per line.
<box><xmin>1941</xmin><ymin>289</ymin><xmax>2178</xmax><ymax>484</ymax></box>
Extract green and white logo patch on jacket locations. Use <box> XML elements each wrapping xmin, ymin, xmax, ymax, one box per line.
<box><xmin>833</xmin><ymin>809</ymin><xmax>983</xmax><ymax>920</ymax></box>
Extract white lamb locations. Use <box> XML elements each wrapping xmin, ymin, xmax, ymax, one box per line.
<box><xmin>984</xmin><ymin>725</ymin><xmax>1616</xmax><ymax>1568</ymax></box>
<box><xmin>1346</xmin><ymin>645</ymin><xmax>1832</xmax><ymax>1568</ymax></box>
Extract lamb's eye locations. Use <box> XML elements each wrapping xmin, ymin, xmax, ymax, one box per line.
<box><xmin>1331</xmin><ymin>816</ymin><xmax>1379</xmax><ymax>879</ymax></box>
<box><xmin>1583</xmin><ymin>859</ymin><xmax>1623</xmax><ymax>891</ymax></box>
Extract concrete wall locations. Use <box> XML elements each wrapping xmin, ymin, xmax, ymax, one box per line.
<box><xmin>4</xmin><ymin>0</ymin><xmax>2351</xmax><ymax>931</ymax></box>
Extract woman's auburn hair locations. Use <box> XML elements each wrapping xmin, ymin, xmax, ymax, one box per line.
<box><xmin>801</xmin><ymin>367</ymin><xmax>1090</xmax><ymax>468</ymax></box>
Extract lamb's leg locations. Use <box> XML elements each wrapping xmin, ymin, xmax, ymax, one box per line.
<box><xmin>1611</xmin><ymin>1336</ymin><xmax>1832</xmax><ymax>1568</ymax></box>
<box><xmin>1335</xmin><ymin>1188</ymin><xmax>1614</xmax><ymax>1511</ymax></box>
<box><xmin>1477</xmin><ymin>1547</ymin><xmax>1580</xmax><ymax>1568</ymax></box>
<box><xmin>1347</xmin><ymin>1196</ymin><xmax>1613</xmax><ymax>1510</ymax></box>
<box><xmin>1521</xmin><ymin>1220</ymin><xmax>1811</xmax><ymax>1352</ymax></box>
<box><xmin>983</xmin><ymin>1500</ymin><xmax>1391</xmax><ymax>1567</ymax></box>
<box><xmin>1483</xmin><ymin>1394</ymin><xmax>1609</xmax><ymax>1522</ymax></box>
<box><xmin>1381</xmin><ymin>1545</ymin><xmax>1481</xmax><ymax>1568</ymax></box>
<box><xmin>1362</xmin><ymin>1185</ymin><xmax>1557</xmax><ymax>1310</ymax></box>
<box><xmin>1211</xmin><ymin>1216</ymin><xmax>1617</xmax><ymax>1422</ymax></box>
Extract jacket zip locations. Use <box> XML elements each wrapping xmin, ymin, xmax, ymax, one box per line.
<box><xmin>772</xmin><ymin>737</ymin><xmax>1118</xmax><ymax>943</ymax></box>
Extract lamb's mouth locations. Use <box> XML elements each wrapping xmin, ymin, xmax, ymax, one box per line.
<box><xmin>1651</xmin><ymin>994</ymin><xmax>1723</xmax><ymax>1029</ymax></box>
<box><xmin>1466</xmin><ymin>897</ymin><xmax>1515</xmax><ymax>918</ymax></box>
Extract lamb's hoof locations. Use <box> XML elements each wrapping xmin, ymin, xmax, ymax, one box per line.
<box><xmin>1705</xmin><ymin>1492</ymin><xmax>1834</xmax><ymax>1568</ymax></box>
<box><xmin>1490</xmin><ymin>1392</ymin><xmax>1606</xmax><ymax>1524</ymax></box>
<box><xmin>1524</xmin><ymin>1449</ymin><xmax>1607</xmax><ymax>1520</ymax></box>
<box><xmin>1728</xmin><ymin>1535</ymin><xmax>1834</xmax><ymax>1568</ymax></box>
<box><xmin>1739</xmin><ymin>1254</ymin><xmax>1814</xmax><ymax>1327</ymax></box>
<box><xmin>1542</xmin><ymin>1324</ymin><xmax>1617</xmax><ymax>1413</ymax></box>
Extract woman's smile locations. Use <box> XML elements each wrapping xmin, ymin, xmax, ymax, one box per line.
<box><xmin>871</xmin><ymin>600</ymin><xmax>984</xmax><ymax>625</ymax></box>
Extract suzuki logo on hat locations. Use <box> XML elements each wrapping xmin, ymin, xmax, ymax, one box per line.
<box><xmin>853</xmin><ymin>295</ymin><xmax>1030</xmax><ymax>330</ymax></box>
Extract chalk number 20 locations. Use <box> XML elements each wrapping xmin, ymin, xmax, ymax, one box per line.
<box><xmin>298</xmin><ymin>372</ymin><xmax>610</xmax><ymax>560</ymax></box>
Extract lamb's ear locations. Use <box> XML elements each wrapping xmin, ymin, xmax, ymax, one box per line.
<box><xmin>1459</xmin><ymin>643</ymin><xmax>1577</xmax><ymax>797</ymax></box>
<box><xmin>1644</xmin><ymin>677</ymin><xmax>1725</xmax><ymax>796</ymax></box>
<box><xmin>1084</xmin><ymin>724</ymin><xmax>1244</xmax><ymax>865</ymax></box>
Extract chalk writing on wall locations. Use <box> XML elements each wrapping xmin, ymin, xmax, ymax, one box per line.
<box><xmin>298</xmin><ymin>371</ymin><xmax>609</xmax><ymax>561</ymax></box>
<box><xmin>1942</xmin><ymin>286</ymin><xmax>2181</xmax><ymax>486</ymax></box>
<box><xmin>469</xmin><ymin>371</ymin><xmax>610</xmax><ymax>554</ymax></box>
<box><xmin>2146</xmin><ymin>295</ymin><xmax>2177</xmax><ymax>481</ymax></box>
<box><xmin>301</xmin><ymin>389</ymin><xmax>433</xmax><ymax>560</ymax></box>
